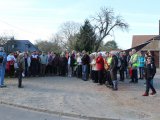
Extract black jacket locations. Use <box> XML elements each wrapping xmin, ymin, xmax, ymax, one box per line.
<box><xmin>145</xmin><ymin>63</ymin><xmax>156</xmax><ymax>80</ymax></box>
<box><xmin>81</xmin><ymin>54</ymin><xmax>90</xmax><ymax>65</ymax></box>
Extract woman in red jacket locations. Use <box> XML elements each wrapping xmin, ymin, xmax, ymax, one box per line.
<box><xmin>96</xmin><ymin>52</ymin><xmax>104</xmax><ymax>85</ymax></box>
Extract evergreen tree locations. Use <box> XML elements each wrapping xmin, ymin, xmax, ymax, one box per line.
<box><xmin>75</xmin><ymin>20</ymin><xmax>96</xmax><ymax>52</ymax></box>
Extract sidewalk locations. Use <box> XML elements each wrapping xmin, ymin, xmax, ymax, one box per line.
<box><xmin>0</xmin><ymin>74</ymin><xmax>160</xmax><ymax>120</ymax></box>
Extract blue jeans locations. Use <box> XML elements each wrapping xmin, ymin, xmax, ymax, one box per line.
<box><xmin>82</xmin><ymin>65</ymin><xmax>88</xmax><ymax>81</ymax></box>
<box><xmin>0</xmin><ymin>65</ymin><xmax>5</xmax><ymax>85</ymax></box>
<box><xmin>146</xmin><ymin>79</ymin><xmax>156</xmax><ymax>94</ymax></box>
<box><xmin>139</xmin><ymin>67</ymin><xmax>144</xmax><ymax>79</ymax></box>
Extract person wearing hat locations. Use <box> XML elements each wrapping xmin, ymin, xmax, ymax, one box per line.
<box><xmin>0</xmin><ymin>47</ymin><xmax>7</xmax><ymax>88</ymax></box>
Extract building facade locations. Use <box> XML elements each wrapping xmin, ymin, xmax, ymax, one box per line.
<box><xmin>132</xmin><ymin>35</ymin><xmax>160</xmax><ymax>68</ymax></box>
<box><xmin>4</xmin><ymin>40</ymin><xmax>39</xmax><ymax>54</ymax></box>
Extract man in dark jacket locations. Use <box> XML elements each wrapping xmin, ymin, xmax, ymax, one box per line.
<box><xmin>110</xmin><ymin>51</ymin><xmax>118</xmax><ymax>90</ymax></box>
<box><xmin>142</xmin><ymin>56</ymin><xmax>156</xmax><ymax>96</ymax></box>
<box><xmin>81</xmin><ymin>50</ymin><xmax>90</xmax><ymax>81</ymax></box>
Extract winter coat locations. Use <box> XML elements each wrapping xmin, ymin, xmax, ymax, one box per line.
<box><xmin>40</xmin><ymin>54</ymin><xmax>48</xmax><ymax>65</ymax></box>
<box><xmin>144</xmin><ymin>63</ymin><xmax>156</xmax><ymax>80</ymax></box>
<box><xmin>81</xmin><ymin>54</ymin><xmax>90</xmax><ymax>65</ymax></box>
<box><xmin>96</xmin><ymin>56</ymin><xmax>104</xmax><ymax>70</ymax></box>
<box><xmin>17</xmin><ymin>53</ymin><xmax>25</xmax><ymax>72</ymax></box>
<box><xmin>138</xmin><ymin>56</ymin><xmax>145</xmax><ymax>67</ymax></box>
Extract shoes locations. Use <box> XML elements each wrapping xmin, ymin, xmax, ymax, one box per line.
<box><xmin>112</xmin><ymin>88</ymin><xmax>118</xmax><ymax>91</ymax></box>
<box><xmin>129</xmin><ymin>81</ymin><xmax>134</xmax><ymax>83</ymax></box>
<box><xmin>119</xmin><ymin>79</ymin><xmax>124</xmax><ymax>82</ymax></box>
<box><xmin>150</xmin><ymin>92</ymin><xmax>156</xmax><ymax>95</ymax></box>
<box><xmin>105</xmin><ymin>83</ymin><xmax>112</xmax><ymax>88</ymax></box>
<box><xmin>142</xmin><ymin>93</ymin><xmax>149</xmax><ymax>96</ymax></box>
<box><xmin>99</xmin><ymin>83</ymin><xmax>103</xmax><ymax>85</ymax></box>
<box><xmin>134</xmin><ymin>81</ymin><xmax>138</xmax><ymax>84</ymax></box>
<box><xmin>18</xmin><ymin>86</ymin><xmax>24</xmax><ymax>88</ymax></box>
<box><xmin>0</xmin><ymin>85</ymin><xmax>7</xmax><ymax>88</ymax></box>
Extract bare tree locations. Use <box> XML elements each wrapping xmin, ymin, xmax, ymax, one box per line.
<box><xmin>92</xmin><ymin>7</ymin><xmax>129</xmax><ymax>51</ymax></box>
<box><xmin>35</xmin><ymin>33</ymin><xmax>68</xmax><ymax>53</ymax></box>
<box><xmin>35</xmin><ymin>39</ymin><xmax>63</xmax><ymax>54</ymax></box>
<box><xmin>49</xmin><ymin>33</ymin><xmax>68</xmax><ymax>50</ymax></box>
<box><xmin>0</xmin><ymin>33</ymin><xmax>14</xmax><ymax>46</ymax></box>
<box><xmin>59</xmin><ymin>21</ymin><xmax>81</xmax><ymax>50</ymax></box>
<box><xmin>60</xmin><ymin>21</ymin><xmax>81</xmax><ymax>40</ymax></box>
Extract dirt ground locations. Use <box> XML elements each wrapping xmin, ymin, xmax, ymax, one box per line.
<box><xmin>0</xmin><ymin>71</ymin><xmax>160</xmax><ymax>120</ymax></box>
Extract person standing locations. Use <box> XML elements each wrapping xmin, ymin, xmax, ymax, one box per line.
<box><xmin>67</xmin><ymin>53</ymin><xmax>72</xmax><ymax>77</ymax></box>
<box><xmin>30</xmin><ymin>51</ymin><xmax>39</xmax><ymax>77</ymax></box>
<box><xmin>96</xmin><ymin>52</ymin><xmax>104</xmax><ymax>85</ymax></box>
<box><xmin>76</xmin><ymin>53</ymin><xmax>82</xmax><ymax>78</ymax></box>
<box><xmin>47</xmin><ymin>52</ymin><xmax>53</xmax><ymax>76</ymax></box>
<box><xmin>119</xmin><ymin>52</ymin><xmax>125</xmax><ymax>81</ymax></box>
<box><xmin>138</xmin><ymin>51</ymin><xmax>145</xmax><ymax>79</ymax></box>
<box><xmin>122</xmin><ymin>51</ymin><xmax>128</xmax><ymax>79</ymax></box>
<box><xmin>127</xmin><ymin>51</ymin><xmax>132</xmax><ymax>78</ymax></box>
<box><xmin>142</xmin><ymin>57</ymin><xmax>156</xmax><ymax>96</ymax></box>
<box><xmin>81</xmin><ymin>50</ymin><xmax>90</xmax><ymax>81</ymax></box>
<box><xmin>106</xmin><ymin>52</ymin><xmax>113</xmax><ymax>87</ymax></box>
<box><xmin>110</xmin><ymin>51</ymin><xmax>118</xmax><ymax>90</ymax></box>
<box><xmin>103</xmin><ymin>53</ymin><xmax>110</xmax><ymax>85</ymax></box>
<box><xmin>0</xmin><ymin>47</ymin><xmax>7</xmax><ymax>87</ymax></box>
<box><xmin>39</xmin><ymin>52</ymin><xmax>48</xmax><ymax>77</ymax></box>
<box><xmin>17</xmin><ymin>53</ymin><xmax>25</xmax><ymax>88</ymax></box>
<box><xmin>129</xmin><ymin>49</ymin><xmax>138</xmax><ymax>83</ymax></box>
<box><xmin>7</xmin><ymin>52</ymin><xmax>16</xmax><ymax>77</ymax></box>
<box><xmin>70</xmin><ymin>50</ymin><xmax>76</xmax><ymax>76</ymax></box>
<box><xmin>90</xmin><ymin>54</ymin><xmax>98</xmax><ymax>83</ymax></box>
<box><xmin>60</xmin><ymin>53</ymin><xmax>68</xmax><ymax>76</ymax></box>
<box><xmin>24</xmin><ymin>52</ymin><xmax>31</xmax><ymax>77</ymax></box>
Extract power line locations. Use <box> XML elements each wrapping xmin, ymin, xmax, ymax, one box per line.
<box><xmin>0</xmin><ymin>18</ymin><xmax>42</xmax><ymax>37</ymax></box>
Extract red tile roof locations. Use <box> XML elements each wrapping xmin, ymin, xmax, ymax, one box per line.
<box><xmin>132</xmin><ymin>35</ymin><xmax>157</xmax><ymax>47</ymax></box>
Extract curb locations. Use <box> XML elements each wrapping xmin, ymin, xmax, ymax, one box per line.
<box><xmin>0</xmin><ymin>101</ymin><xmax>118</xmax><ymax>120</ymax></box>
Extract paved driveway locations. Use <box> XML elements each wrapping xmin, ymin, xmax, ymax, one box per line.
<box><xmin>0</xmin><ymin>75</ymin><xmax>160</xmax><ymax>120</ymax></box>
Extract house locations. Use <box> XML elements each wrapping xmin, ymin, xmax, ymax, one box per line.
<box><xmin>125</xmin><ymin>20</ymin><xmax>160</xmax><ymax>68</ymax></box>
<box><xmin>4</xmin><ymin>40</ymin><xmax>39</xmax><ymax>54</ymax></box>
<box><xmin>131</xmin><ymin>35</ymin><xmax>160</xmax><ymax>68</ymax></box>
<box><xmin>129</xmin><ymin>20</ymin><xmax>160</xmax><ymax>68</ymax></box>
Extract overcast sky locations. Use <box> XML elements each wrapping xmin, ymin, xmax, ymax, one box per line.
<box><xmin>0</xmin><ymin>0</ymin><xmax>159</xmax><ymax>49</ymax></box>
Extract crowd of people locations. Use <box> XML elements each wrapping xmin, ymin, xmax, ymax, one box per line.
<box><xmin>0</xmin><ymin>47</ymin><xmax>157</xmax><ymax>96</ymax></box>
